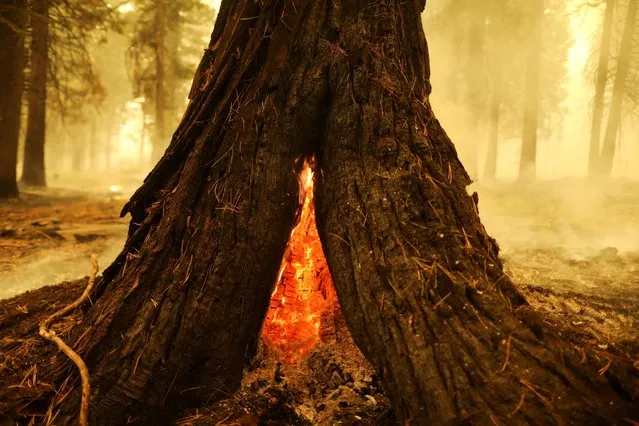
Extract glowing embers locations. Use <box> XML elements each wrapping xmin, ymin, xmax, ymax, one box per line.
<box><xmin>262</xmin><ymin>161</ymin><xmax>338</xmax><ymax>364</ymax></box>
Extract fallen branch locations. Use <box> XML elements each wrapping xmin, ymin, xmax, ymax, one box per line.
<box><xmin>39</xmin><ymin>255</ymin><xmax>99</xmax><ymax>426</ymax></box>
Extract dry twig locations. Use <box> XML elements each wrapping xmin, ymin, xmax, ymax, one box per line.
<box><xmin>39</xmin><ymin>255</ymin><xmax>99</xmax><ymax>426</ymax></box>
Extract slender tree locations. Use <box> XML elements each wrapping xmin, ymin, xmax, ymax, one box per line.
<box><xmin>599</xmin><ymin>0</ymin><xmax>638</xmax><ymax>177</ymax></box>
<box><xmin>152</xmin><ymin>0</ymin><xmax>167</xmax><ymax>162</ymax></box>
<box><xmin>483</xmin><ymin>78</ymin><xmax>501</xmax><ymax>179</ymax></box>
<box><xmin>465</xmin><ymin>4</ymin><xmax>487</xmax><ymax>180</ymax></box>
<box><xmin>0</xmin><ymin>0</ymin><xmax>26</xmax><ymax>198</ymax></box>
<box><xmin>0</xmin><ymin>1</ymin><xmax>638</xmax><ymax>425</ymax></box>
<box><xmin>519</xmin><ymin>0</ymin><xmax>544</xmax><ymax>182</ymax></box>
<box><xmin>22</xmin><ymin>0</ymin><xmax>50</xmax><ymax>187</ymax></box>
<box><xmin>588</xmin><ymin>0</ymin><xmax>616</xmax><ymax>176</ymax></box>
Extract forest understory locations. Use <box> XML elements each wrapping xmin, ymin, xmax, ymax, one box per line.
<box><xmin>1</xmin><ymin>175</ymin><xmax>638</xmax><ymax>425</ymax></box>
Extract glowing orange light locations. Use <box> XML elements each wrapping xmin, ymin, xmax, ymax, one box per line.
<box><xmin>262</xmin><ymin>160</ymin><xmax>338</xmax><ymax>363</ymax></box>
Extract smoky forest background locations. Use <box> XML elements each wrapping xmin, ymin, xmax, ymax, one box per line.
<box><xmin>1</xmin><ymin>0</ymin><xmax>639</xmax><ymax>293</ymax></box>
<box><xmin>1</xmin><ymin>0</ymin><xmax>639</xmax><ymax>424</ymax></box>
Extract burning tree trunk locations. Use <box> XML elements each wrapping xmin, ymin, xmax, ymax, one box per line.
<box><xmin>2</xmin><ymin>1</ymin><xmax>638</xmax><ymax>425</ymax></box>
<box><xmin>0</xmin><ymin>0</ymin><xmax>26</xmax><ymax>198</ymax></box>
<box><xmin>22</xmin><ymin>0</ymin><xmax>49</xmax><ymax>187</ymax></box>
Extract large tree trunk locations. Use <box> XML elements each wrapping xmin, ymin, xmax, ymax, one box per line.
<box><xmin>588</xmin><ymin>0</ymin><xmax>615</xmax><ymax>177</ymax></box>
<box><xmin>2</xmin><ymin>1</ymin><xmax>638</xmax><ymax>425</ymax></box>
<box><xmin>0</xmin><ymin>0</ymin><xmax>26</xmax><ymax>198</ymax></box>
<box><xmin>21</xmin><ymin>0</ymin><xmax>49</xmax><ymax>187</ymax></box>
<box><xmin>598</xmin><ymin>0</ymin><xmax>638</xmax><ymax>178</ymax></box>
<box><xmin>519</xmin><ymin>0</ymin><xmax>543</xmax><ymax>182</ymax></box>
<box><xmin>152</xmin><ymin>0</ymin><xmax>167</xmax><ymax>163</ymax></box>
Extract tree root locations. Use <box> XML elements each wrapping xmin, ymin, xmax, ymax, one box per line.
<box><xmin>38</xmin><ymin>255</ymin><xmax>99</xmax><ymax>426</ymax></box>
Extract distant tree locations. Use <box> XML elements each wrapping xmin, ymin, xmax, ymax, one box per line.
<box><xmin>127</xmin><ymin>0</ymin><xmax>214</xmax><ymax>163</ymax></box>
<box><xmin>519</xmin><ymin>0</ymin><xmax>544</xmax><ymax>182</ymax></box>
<box><xmin>22</xmin><ymin>0</ymin><xmax>50</xmax><ymax>187</ymax></box>
<box><xmin>598</xmin><ymin>0</ymin><xmax>638</xmax><ymax>177</ymax></box>
<box><xmin>0</xmin><ymin>0</ymin><xmax>26</xmax><ymax>198</ymax></box>
<box><xmin>588</xmin><ymin>0</ymin><xmax>616</xmax><ymax>177</ymax></box>
<box><xmin>424</xmin><ymin>0</ymin><xmax>571</xmax><ymax>181</ymax></box>
<box><xmin>19</xmin><ymin>0</ymin><xmax>116</xmax><ymax>179</ymax></box>
<box><xmin>47</xmin><ymin>0</ymin><xmax>114</xmax><ymax>172</ymax></box>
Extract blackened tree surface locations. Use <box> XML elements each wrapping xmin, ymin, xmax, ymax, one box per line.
<box><xmin>1</xmin><ymin>1</ymin><xmax>638</xmax><ymax>425</ymax></box>
<box><xmin>22</xmin><ymin>0</ymin><xmax>49</xmax><ymax>187</ymax></box>
<box><xmin>0</xmin><ymin>0</ymin><xmax>26</xmax><ymax>198</ymax></box>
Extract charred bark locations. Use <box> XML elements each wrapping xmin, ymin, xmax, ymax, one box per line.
<box><xmin>22</xmin><ymin>0</ymin><xmax>49</xmax><ymax>187</ymax></box>
<box><xmin>45</xmin><ymin>1</ymin><xmax>330</xmax><ymax>424</ymax></box>
<box><xmin>314</xmin><ymin>1</ymin><xmax>637</xmax><ymax>424</ymax></box>
<box><xmin>0</xmin><ymin>0</ymin><xmax>26</xmax><ymax>198</ymax></box>
<box><xmin>1</xmin><ymin>1</ymin><xmax>638</xmax><ymax>425</ymax></box>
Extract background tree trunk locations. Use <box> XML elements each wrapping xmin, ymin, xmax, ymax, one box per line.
<box><xmin>166</xmin><ymin>2</ymin><xmax>181</xmax><ymax>132</ymax></box>
<box><xmin>598</xmin><ymin>0</ymin><xmax>638</xmax><ymax>178</ymax></box>
<box><xmin>0</xmin><ymin>0</ymin><xmax>26</xmax><ymax>198</ymax></box>
<box><xmin>588</xmin><ymin>0</ymin><xmax>615</xmax><ymax>177</ymax></box>
<box><xmin>152</xmin><ymin>0</ymin><xmax>167</xmax><ymax>163</ymax></box>
<box><xmin>465</xmin><ymin>5</ymin><xmax>487</xmax><ymax>180</ymax></box>
<box><xmin>483</xmin><ymin>86</ymin><xmax>500</xmax><ymax>180</ymax></box>
<box><xmin>519</xmin><ymin>0</ymin><xmax>543</xmax><ymax>182</ymax></box>
<box><xmin>21</xmin><ymin>0</ymin><xmax>49</xmax><ymax>187</ymax></box>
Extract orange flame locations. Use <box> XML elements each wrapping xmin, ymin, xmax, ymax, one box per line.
<box><xmin>262</xmin><ymin>160</ymin><xmax>338</xmax><ymax>363</ymax></box>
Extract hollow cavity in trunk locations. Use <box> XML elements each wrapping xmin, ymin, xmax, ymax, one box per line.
<box><xmin>262</xmin><ymin>158</ymin><xmax>340</xmax><ymax>363</ymax></box>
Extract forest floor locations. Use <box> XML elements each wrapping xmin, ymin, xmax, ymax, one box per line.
<box><xmin>0</xmin><ymin>175</ymin><xmax>638</xmax><ymax>424</ymax></box>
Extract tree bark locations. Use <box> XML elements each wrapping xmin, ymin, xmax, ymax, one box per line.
<box><xmin>53</xmin><ymin>1</ymin><xmax>327</xmax><ymax>423</ymax></box>
<box><xmin>2</xmin><ymin>1</ymin><xmax>638</xmax><ymax>425</ymax></box>
<box><xmin>152</xmin><ymin>0</ymin><xmax>167</xmax><ymax>163</ymax></box>
<box><xmin>0</xmin><ymin>0</ymin><xmax>26</xmax><ymax>198</ymax></box>
<box><xmin>21</xmin><ymin>0</ymin><xmax>49</xmax><ymax>187</ymax></box>
<box><xmin>314</xmin><ymin>2</ymin><xmax>637</xmax><ymax>424</ymax></box>
<box><xmin>588</xmin><ymin>0</ymin><xmax>615</xmax><ymax>177</ymax></box>
<box><xmin>519</xmin><ymin>0</ymin><xmax>543</xmax><ymax>182</ymax></box>
<box><xmin>598</xmin><ymin>0</ymin><xmax>638</xmax><ymax>178</ymax></box>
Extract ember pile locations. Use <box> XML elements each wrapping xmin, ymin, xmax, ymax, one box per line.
<box><xmin>262</xmin><ymin>162</ymin><xmax>340</xmax><ymax>363</ymax></box>
<box><xmin>179</xmin><ymin>325</ymin><xmax>396</xmax><ymax>425</ymax></box>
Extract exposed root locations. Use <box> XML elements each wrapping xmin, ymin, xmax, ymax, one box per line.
<box><xmin>38</xmin><ymin>255</ymin><xmax>99</xmax><ymax>426</ymax></box>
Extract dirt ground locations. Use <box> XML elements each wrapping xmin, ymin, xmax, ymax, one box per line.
<box><xmin>1</xmin><ymin>176</ymin><xmax>638</xmax><ymax>425</ymax></box>
<box><xmin>0</xmin><ymin>187</ymin><xmax>128</xmax><ymax>300</ymax></box>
